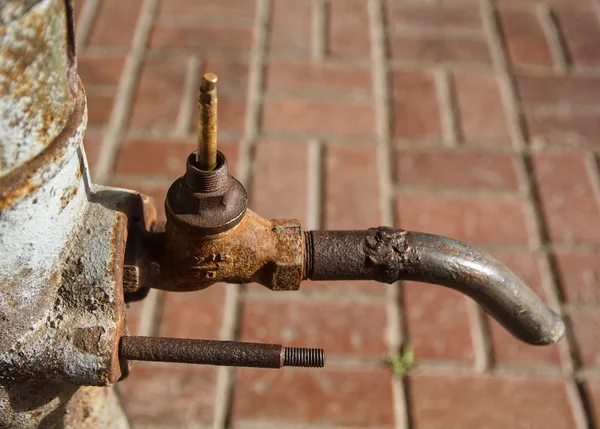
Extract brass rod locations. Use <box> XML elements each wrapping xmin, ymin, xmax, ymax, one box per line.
<box><xmin>197</xmin><ymin>73</ymin><xmax>218</xmax><ymax>170</ymax></box>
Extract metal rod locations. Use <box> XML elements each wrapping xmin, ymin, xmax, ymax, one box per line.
<box><xmin>304</xmin><ymin>228</ymin><xmax>565</xmax><ymax>346</ymax></box>
<box><xmin>197</xmin><ymin>73</ymin><xmax>218</xmax><ymax>171</ymax></box>
<box><xmin>120</xmin><ymin>336</ymin><xmax>325</xmax><ymax>368</ymax></box>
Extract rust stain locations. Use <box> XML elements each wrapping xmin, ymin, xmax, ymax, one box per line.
<box><xmin>73</xmin><ymin>327</ymin><xmax>105</xmax><ymax>354</ymax></box>
<box><xmin>0</xmin><ymin>84</ymin><xmax>84</xmax><ymax>211</ymax></box>
<box><xmin>458</xmin><ymin>267</ymin><xmax>488</xmax><ymax>284</ymax></box>
<box><xmin>59</xmin><ymin>184</ymin><xmax>78</xmax><ymax>210</ymax></box>
<box><xmin>438</xmin><ymin>242</ymin><xmax>461</xmax><ymax>256</ymax></box>
<box><xmin>156</xmin><ymin>209</ymin><xmax>303</xmax><ymax>292</ymax></box>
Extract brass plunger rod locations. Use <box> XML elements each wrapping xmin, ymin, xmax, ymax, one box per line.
<box><xmin>197</xmin><ymin>73</ymin><xmax>218</xmax><ymax>170</ymax></box>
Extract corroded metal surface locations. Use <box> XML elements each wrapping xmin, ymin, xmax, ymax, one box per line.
<box><xmin>0</xmin><ymin>0</ymin><xmax>133</xmax><ymax>426</ymax></box>
<box><xmin>159</xmin><ymin>209</ymin><xmax>303</xmax><ymax>291</ymax></box>
<box><xmin>0</xmin><ymin>384</ymin><xmax>129</xmax><ymax>429</ymax></box>
<box><xmin>0</xmin><ymin>91</ymin><xmax>86</xmax><ymax>356</ymax></box>
<box><xmin>120</xmin><ymin>336</ymin><xmax>324</xmax><ymax>368</ymax></box>
<box><xmin>0</xmin><ymin>0</ymin><xmax>74</xmax><ymax>176</ymax></box>
<box><xmin>165</xmin><ymin>151</ymin><xmax>247</xmax><ymax>234</ymax></box>
<box><xmin>0</xmin><ymin>182</ymin><xmax>133</xmax><ymax>385</ymax></box>
<box><xmin>0</xmin><ymin>382</ymin><xmax>129</xmax><ymax>429</ymax></box>
<box><xmin>305</xmin><ymin>228</ymin><xmax>565</xmax><ymax>345</ymax></box>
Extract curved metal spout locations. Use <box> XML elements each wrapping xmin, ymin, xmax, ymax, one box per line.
<box><xmin>304</xmin><ymin>228</ymin><xmax>565</xmax><ymax>346</ymax></box>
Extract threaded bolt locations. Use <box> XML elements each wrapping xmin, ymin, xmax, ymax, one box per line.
<box><xmin>283</xmin><ymin>347</ymin><xmax>325</xmax><ymax>368</ymax></box>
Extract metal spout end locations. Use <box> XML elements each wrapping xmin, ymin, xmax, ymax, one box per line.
<box><xmin>283</xmin><ymin>347</ymin><xmax>325</xmax><ymax>368</ymax></box>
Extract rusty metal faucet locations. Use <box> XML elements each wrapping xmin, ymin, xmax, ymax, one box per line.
<box><xmin>0</xmin><ymin>1</ymin><xmax>565</xmax><ymax>422</ymax></box>
<box><xmin>120</xmin><ymin>73</ymin><xmax>565</xmax><ymax>372</ymax></box>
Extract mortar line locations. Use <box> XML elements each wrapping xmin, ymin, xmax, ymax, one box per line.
<box><xmin>175</xmin><ymin>55</ymin><xmax>201</xmax><ymax>136</ymax></box>
<box><xmin>584</xmin><ymin>153</ymin><xmax>600</xmax><ymax>217</ymax></box>
<box><xmin>368</xmin><ymin>1</ymin><xmax>410</xmax><ymax>428</ymax></box>
<box><xmin>212</xmin><ymin>1</ymin><xmax>272</xmax><ymax>428</ymax></box>
<box><xmin>136</xmin><ymin>289</ymin><xmax>164</xmax><ymax>337</ymax></box>
<box><xmin>467</xmin><ymin>301</ymin><xmax>494</xmax><ymax>372</ymax></box>
<box><xmin>307</xmin><ymin>0</ymin><xmax>327</xmax><ymax>232</ymax></box>
<box><xmin>74</xmin><ymin>0</ymin><xmax>100</xmax><ymax>48</ymax></box>
<box><xmin>480</xmin><ymin>1</ymin><xmax>590</xmax><ymax>427</ymax></box>
<box><xmin>434</xmin><ymin>67</ymin><xmax>461</xmax><ymax>147</ymax></box>
<box><xmin>93</xmin><ymin>0</ymin><xmax>158</xmax><ymax>184</ymax></box>
<box><xmin>435</xmin><ymin>63</ymin><xmax>492</xmax><ymax>371</ymax></box>
<box><xmin>311</xmin><ymin>0</ymin><xmax>327</xmax><ymax>62</ymax></box>
<box><xmin>436</xmin><ymin>63</ymin><xmax>491</xmax><ymax>370</ymax></box>
<box><xmin>537</xmin><ymin>3</ymin><xmax>570</xmax><ymax>74</ymax></box>
<box><xmin>307</xmin><ymin>139</ymin><xmax>323</xmax><ymax>231</ymax></box>
<box><xmin>101</xmin><ymin>0</ymin><xmax>158</xmax><ymax>361</ymax></box>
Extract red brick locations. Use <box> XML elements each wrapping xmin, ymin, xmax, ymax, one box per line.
<box><xmin>387</xmin><ymin>3</ymin><xmax>483</xmax><ymax>30</ymax></box>
<box><xmin>498</xmin><ymin>0</ymin><xmax>592</xmax><ymax>5</ymax></box>
<box><xmin>231</xmin><ymin>368</ymin><xmax>394</xmax><ymax>427</ymax></box>
<box><xmin>486</xmin><ymin>252</ymin><xmax>562</xmax><ymax>367</ymax></box>
<box><xmin>88</xmin><ymin>0</ymin><xmax>142</xmax><ymax>48</ymax></box>
<box><xmin>115</xmin><ymin>140</ymin><xmax>193</xmax><ymax>177</ymax></box>
<box><xmin>149</xmin><ymin>24</ymin><xmax>252</xmax><ymax>53</ymax></box>
<box><xmin>555</xmin><ymin>251</ymin><xmax>600</xmax><ymax>303</ymax></box>
<box><xmin>454</xmin><ymin>71</ymin><xmax>511</xmax><ymax>143</ymax></box>
<box><xmin>129</xmin><ymin>58</ymin><xmax>187</xmax><ymax>129</ymax></box>
<box><xmin>262</xmin><ymin>98</ymin><xmax>375</xmax><ymax>137</ymax></box>
<box><xmin>533</xmin><ymin>154</ymin><xmax>600</xmax><ymax>244</ymax></box>
<box><xmin>324</xmin><ymin>145</ymin><xmax>380</xmax><ymax>229</ymax></box>
<box><xmin>73</xmin><ymin>0</ymin><xmax>85</xmax><ymax>24</ymax></box>
<box><xmin>240</xmin><ymin>300</ymin><xmax>388</xmax><ymax>356</ymax></box>
<box><xmin>157</xmin><ymin>0</ymin><xmax>255</xmax><ymax>25</ymax></box>
<box><xmin>77</xmin><ymin>55</ymin><xmax>124</xmax><ymax>87</ymax></box>
<box><xmin>251</xmin><ymin>141</ymin><xmax>308</xmax><ymax>224</ymax></box>
<box><xmin>124</xmin><ymin>299</ymin><xmax>145</xmax><ymax>336</ymax></box>
<box><xmin>396</xmin><ymin>195</ymin><xmax>530</xmax><ymax>245</ymax></box>
<box><xmin>329</xmin><ymin>0</ymin><xmax>371</xmax><ymax>57</ymax></box>
<box><xmin>556</xmin><ymin>7</ymin><xmax>600</xmax><ymax>67</ymax></box>
<box><xmin>409</xmin><ymin>374</ymin><xmax>576</xmax><ymax>429</ymax></box>
<box><xmin>266</xmin><ymin>61</ymin><xmax>372</xmax><ymax>94</ymax></box>
<box><xmin>389</xmin><ymin>33</ymin><xmax>491</xmax><ymax>65</ymax></box>
<box><xmin>119</xmin><ymin>363</ymin><xmax>217</xmax><ymax>427</ymax></box>
<box><xmin>158</xmin><ymin>286</ymin><xmax>225</xmax><ymax>339</ymax></box>
<box><xmin>569</xmin><ymin>312</ymin><xmax>600</xmax><ymax>367</ymax></box>
<box><xmin>525</xmin><ymin>109</ymin><xmax>600</xmax><ymax>149</ymax></box>
<box><xmin>201</xmin><ymin>59</ymin><xmax>249</xmax><ymax>96</ymax></box>
<box><xmin>270</xmin><ymin>0</ymin><xmax>312</xmax><ymax>54</ymax></box>
<box><xmin>85</xmin><ymin>93</ymin><xmax>114</xmax><ymax>127</ymax></box>
<box><xmin>391</xmin><ymin>70</ymin><xmax>441</xmax><ymax>140</ymax></box>
<box><xmin>188</xmin><ymin>58</ymin><xmax>248</xmax><ymax>132</ymax></box>
<box><xmin>404</xmin><ymin>284</ymin><xmax>475</xmax><ymax>363</ymax></box>
<box><xmin>116</xmin><ymin>139</ymin><xmax>238</xmax><ymax>178</ymax></box>
<box><xmin>301</xmin><ymin>279</ymin><xmax>387</xmax><ymax>295</ymax></box>
<box><xmin>518</xmin><ymin>74</ymin><xmax>600</xmax><ymax>107</ymax></box>
<box><xmin>83</xmin><ymin>135</ymin><xmax>103</xmax><ymax>172</ymax></box>
<box><xmin>396</xmin><ymin>150</ymin><xmax>519</xmax><ymax>190</ymax></box>
<box><xmin>190</xmin><ymin>94</ymin><xmax>246</xmax><ymax>134</ymax></box>
<box><xmin>499</xmin><ymin>7</ymin><xmax>553</xmax><ymax>68</ymax></box>
<box><xmin>583</xmin><ymin>380</ymin><xmax>600</xmax><ymax>429</ymax></box>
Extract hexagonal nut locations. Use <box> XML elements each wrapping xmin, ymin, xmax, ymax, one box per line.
<box><xmin>123</xmin><ymin>265</ymin><xmax>140</xmax><ymax>292</ymax></box>
<box><xmin>270</xmin><ymin>220</ymin><xmax>303</xmax><ymax>291</ymax></box>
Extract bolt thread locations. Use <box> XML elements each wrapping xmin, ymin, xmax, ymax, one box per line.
<box><xmin>185</xmin><ymin>151</ymin><xmax>229</xmax><ymax>192</ymax></box>
<box><xmin>303</xmin><ymin>231</ymin><xmax>314</xmax><ymax>280</ymax></box>
<box><xmin>283</xmin><ymin>347</ymin><xmax>325</xmax><ymax>368</ymax></box>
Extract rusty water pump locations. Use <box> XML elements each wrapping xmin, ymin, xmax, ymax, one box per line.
<box><xmin>0</xmin><ymin>1</ymin><xmax>564</xmax><ymax>427</ymax></box>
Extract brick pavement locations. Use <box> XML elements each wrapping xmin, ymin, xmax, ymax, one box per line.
<box><xmin>74</xmin><ymin>0</ymin><xmax>600</xmax><ymax>427</ymax></box>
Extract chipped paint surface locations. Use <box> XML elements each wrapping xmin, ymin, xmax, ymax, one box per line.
<box><xmin>0</xmin><ymin>384</ymin><xmax>129</xmax><ymax>428</ymax></box>
<box><xmin>0</xmin><ymin>1</ymin><xmax>131</xmax><ymax>425</ymax></box>
<box><xmin>0</xmin><ymin>0</ymin><xmax>73</xmax><ymax>175</ymax></box>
